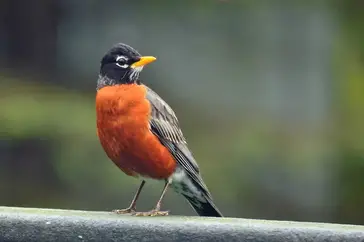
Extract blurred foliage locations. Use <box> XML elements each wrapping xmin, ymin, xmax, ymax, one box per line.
<box><xmin>0</xmin><ymin>0</ymin><xmax>363</xmax><ymax>224</ymax></box>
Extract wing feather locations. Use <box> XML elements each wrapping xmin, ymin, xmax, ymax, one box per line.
<box><xmin>145</xmin><ymin>86</ymin><xmax>212</xmax><ymax>197</ymax></box>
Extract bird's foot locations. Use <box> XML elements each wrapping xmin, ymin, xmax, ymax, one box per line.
<box><xmin>133</xmin><ymin>209</ymin><xmax>169</xmax><ymax>217</ymax></box>
<box><xmin>112</xmin><ymin>207</ymin><xmax>136</xmax><ymax>214</ymax></box>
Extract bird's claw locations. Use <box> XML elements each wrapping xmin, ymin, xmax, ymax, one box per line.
<box><xmin>133</xmin><ymin>209</ymin><xmax>169</xmax><ymax>217</ymax></box>
<box><xmin>112</xmin><ymin>207</ymin><xmax>136</xmax><ymax>214</ymax></box>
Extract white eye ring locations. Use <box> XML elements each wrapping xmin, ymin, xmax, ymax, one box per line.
<box><xmin>116</xmin><ymin>56</ymin><xmax>129</xmax><ymax>68</ymax></box>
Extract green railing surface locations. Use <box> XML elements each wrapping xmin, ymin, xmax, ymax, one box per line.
<box><xmin>0</xmin><ymin>206</ymin><xmax>363</xmax><ymax>242</ymax></box>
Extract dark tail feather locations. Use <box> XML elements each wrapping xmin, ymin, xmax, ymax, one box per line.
<box><xmin>184</xmin><ymin>195</ymin><xmax>223</xmax><ymax>217</ymax></box>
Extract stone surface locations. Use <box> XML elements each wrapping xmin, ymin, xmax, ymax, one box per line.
<box><xmin>0</xmin><ymin>206</ymin><xmax>364</xmax><ymax>242</ymax></box>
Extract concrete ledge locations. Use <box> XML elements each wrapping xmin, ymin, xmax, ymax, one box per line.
<box><xmin>0</xmin><ymin>206</ymin><xmax>363</xmax><ymax>242</ymax></box>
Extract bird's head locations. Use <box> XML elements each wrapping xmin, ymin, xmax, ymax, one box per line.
<box><xmin>97</xmin><ymin>43</ymin><xmax>156</xmax><ymax>89</ymax></box>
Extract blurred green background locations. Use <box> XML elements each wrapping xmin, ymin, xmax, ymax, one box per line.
<box><xmin>0</xmin><ymin>0</ymin><xmax>363</xmax><ymax>225</ymax></box>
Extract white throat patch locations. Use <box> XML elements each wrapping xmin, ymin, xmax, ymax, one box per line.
<box><xmin>129</xmin><ymin>66</ymin><xmax>143</xmax><ymax>81</ymax></box>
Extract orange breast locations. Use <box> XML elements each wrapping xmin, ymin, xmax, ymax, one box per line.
<box><xmin>96</xmin><ymin>84</ymin><xmax>177</xmax><ymax>179</ymax></box>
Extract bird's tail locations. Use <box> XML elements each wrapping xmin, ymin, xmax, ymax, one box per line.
<box><xmin>183</xmin><ymin>194</ymin><xmax>223</xmax><ymax>217</ymax></box>
<box><xmin>170</xmin><ymin>167</ymin><xmax>223</xmax><ymax>217</ymax></box>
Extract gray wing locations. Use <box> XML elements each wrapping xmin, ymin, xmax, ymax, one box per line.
<box><xmin>145</xmin><ymin>86</ymin><xmax>211</xmax><ymax>197</ymax></box>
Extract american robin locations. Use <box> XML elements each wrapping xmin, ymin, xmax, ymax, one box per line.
<box><xmin>96</xmin><ymin>43</ymin><xmax>223</xmax><ymax>217</ymax></box>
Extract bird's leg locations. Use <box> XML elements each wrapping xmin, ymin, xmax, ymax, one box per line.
<box><xmin>134</xmin><ymin>180</ymin><xmax>171</xmax><ymax>216</ymax></box>
<box><xmin>113</xmin><ymin>180</ymin><xmax>146</xmax><ymax>214</ymax></box>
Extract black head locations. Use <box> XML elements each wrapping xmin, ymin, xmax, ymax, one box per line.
<box><xmin>97</xmin><ymin>43</ymin><xmax>156</xmax><ymax>89</ymax></box>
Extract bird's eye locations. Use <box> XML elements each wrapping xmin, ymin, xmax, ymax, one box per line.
<box><xmin>116</xmin><ymin>56</ymin><xmax>129</xmax><ymax>68</ymax></box>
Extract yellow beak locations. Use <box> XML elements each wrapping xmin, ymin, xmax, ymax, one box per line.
<box><xmin>131</xmin><ymin>56</ymin><xmax>157</xmax><ymax>68</ymax></box>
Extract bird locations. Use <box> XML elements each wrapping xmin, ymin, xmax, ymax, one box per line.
<box><xmin>96</xmin><ymin>43</ymin><xmax>223</xmax><ymax>217</ymax></box>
